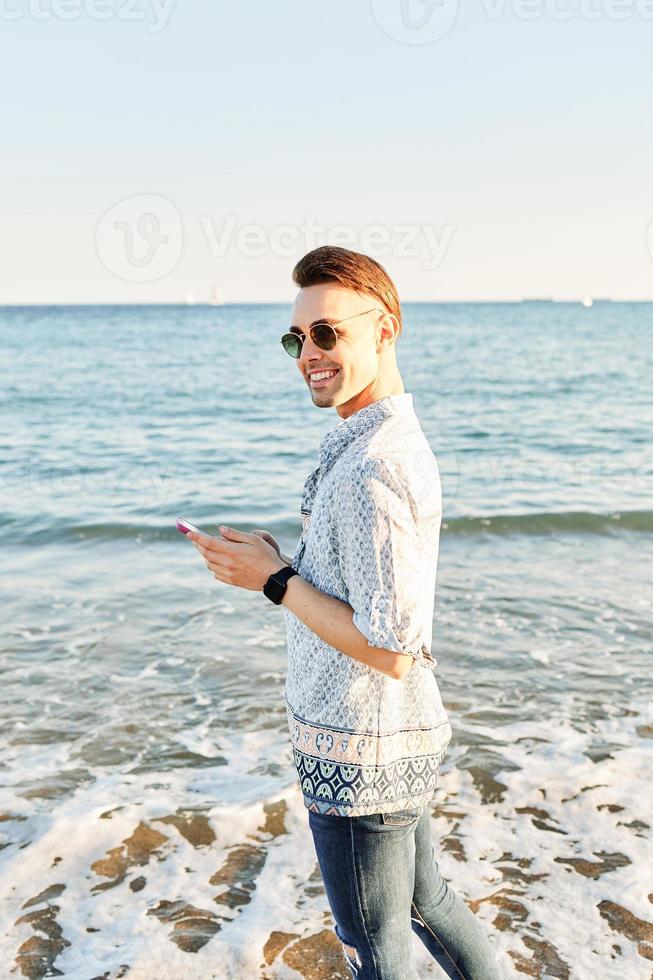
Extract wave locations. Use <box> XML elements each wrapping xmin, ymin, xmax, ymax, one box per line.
<box><xmin>6</xmin><ymin>509</ymin><xmax>653</xmax><ymax>544</ymax></box>
<box><xmin>441</xmin><ymin>509</ymin><xmax>653</xmax><ymax>536</ymax></box>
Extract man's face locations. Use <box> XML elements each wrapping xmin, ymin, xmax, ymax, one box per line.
<box><xmin>290</xmin><ymin>283</ymin><xmax>386</xmax><ymax>409</ymax></box>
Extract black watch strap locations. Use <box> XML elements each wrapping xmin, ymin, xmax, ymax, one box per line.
<box><xmin>263</xmin><ymin>565</ymin><xmax>299</xmax><ymax>605</ymax></box>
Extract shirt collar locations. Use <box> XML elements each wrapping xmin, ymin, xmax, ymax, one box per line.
<box><xmin>318</xmin><ymin>392</ymin><xmax>414</xmax><ymax>471</ymax></box>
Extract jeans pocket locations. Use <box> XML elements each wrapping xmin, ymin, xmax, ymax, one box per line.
<box><xmin>380</xmin><ymin>807</ymin><xmax>422</xmax><ymax>826</ymax></box>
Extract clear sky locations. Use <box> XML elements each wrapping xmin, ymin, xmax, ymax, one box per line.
<box><xmin>1</xmin><ymin>0</ymin><xmax>652</xmax><ymax>303</ymax></box>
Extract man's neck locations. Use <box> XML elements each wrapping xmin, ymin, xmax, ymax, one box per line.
<box><xmin>336</xmin><ymin>379</ymin><xmax>405</xmax><ymax>420</ymax></box>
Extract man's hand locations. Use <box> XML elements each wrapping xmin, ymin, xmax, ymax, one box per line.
<box><xmin>187</xmin><ymin>525</ymin><xmax>287</xmax><ymax>591</ymax></box>
<box><xmin>250</xmin><ymin>529</ymin><xmax>281</xmax><ymax>555</ymax></box>
<box><xmin>251</xmin><ymin>529</ymin><xmax>294</xmax><ymax>566</ymax></box>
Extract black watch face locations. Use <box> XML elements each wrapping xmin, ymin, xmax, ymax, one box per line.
<box><xmin>265</xmin><ymin>575</ymin><xmax>283</xmax><ymax>603</ymax></box>
<box><xmin>265</xmin><ymin>567</ymin><xmax>295</xmax><ymax>603</ymax></box>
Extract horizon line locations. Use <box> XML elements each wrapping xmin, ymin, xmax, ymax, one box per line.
<box><xmin>1</xmin><ymin>298</ymin><xmax>652</xmax><ymax>308</ymax></box>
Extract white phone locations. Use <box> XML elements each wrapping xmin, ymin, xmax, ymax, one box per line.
<box><xmin>176</xmin><ymin>517</ymin><xmax>210</xmax><ymax>536</ymax></box>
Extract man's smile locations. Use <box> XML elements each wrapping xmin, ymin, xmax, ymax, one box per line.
<box><xmin>308</xmin><ymin>368</ymin><xmax>341</xmax><ymax>387</ymax></box>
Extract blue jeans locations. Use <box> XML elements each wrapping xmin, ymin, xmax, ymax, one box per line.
<box><xmin>308</xmin><ymin>804</ymin><xmax>503</xmax><ymax>980</ymax></box>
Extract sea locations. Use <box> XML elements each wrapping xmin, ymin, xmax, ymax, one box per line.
<box><xmin>1</xmin><ymin>302</ymin><xmax>651</xmax><ymax>979</ymax></box>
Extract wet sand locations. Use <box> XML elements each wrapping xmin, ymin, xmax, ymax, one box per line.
<box><xmin>3</xmin><ymin>707</ymin><xmax>651</xmax><ymax>979</ymax></box>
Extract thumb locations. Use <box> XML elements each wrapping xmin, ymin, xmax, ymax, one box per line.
<box><xmin>219</xmin><ymin>525</ymin><xmax>246</xmax><ymax>540</ymax></box>
<box><xmin>251</xmin><ymin>528</ymin><xmax>272</xmax><ymax>542</ymax></box>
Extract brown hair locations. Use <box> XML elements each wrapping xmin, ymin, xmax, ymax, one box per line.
<box><xmin>292</xmin><ymin>245</ymin><xmax>403</xmax><ymax>337</ymax></box>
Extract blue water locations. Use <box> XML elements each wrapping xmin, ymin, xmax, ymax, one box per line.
<box><xmin>2</xmin><ymin>298</ymin><xmax>651</xmax><ymax>755</ymax></box>
<box><xmin>1</xmin><ymin>302</ymin><xmax>651</xmax><ymax>978</ymax></box>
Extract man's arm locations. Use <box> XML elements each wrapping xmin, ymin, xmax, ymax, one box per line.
<box><xmin>280</xmin><ymin>573</ymin><xmax>413</xmax><ymax>681</ymax></box>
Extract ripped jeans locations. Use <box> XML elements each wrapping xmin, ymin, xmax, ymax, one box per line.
<box><xmin>308</xmin><ymin>804</ymin><xmax>503</xmax><ymax>980</ymax></box>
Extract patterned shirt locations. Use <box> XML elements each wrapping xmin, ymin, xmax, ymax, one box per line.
<box><xmin>283</xmin><ymin>392</ymin><xmax>452</xmax><ymax>817</ymax></box>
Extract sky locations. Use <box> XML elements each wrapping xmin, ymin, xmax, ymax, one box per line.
<box><xmin>1</xmin><ymin>0</ymin><xmax>652</xmax><ymax>304</ymax></box>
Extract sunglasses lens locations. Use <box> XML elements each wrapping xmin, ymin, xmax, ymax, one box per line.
<box><xmin>281</xmin><ymin>333</ymin><xmax>302</xmax><ymax>358</ymax></box>
<box><xmin>281</xmin><ymin>322</ymin><xmax>337</xmax><ymax>357</ymax></box>
<box><xmin>312</xmin><ymin>322</ymin><xmax>337</xmax><ymax>350</ymax></box>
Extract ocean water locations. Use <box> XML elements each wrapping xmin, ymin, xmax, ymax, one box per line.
<box><xmin>1</xmin><ymin>302</ymin><xmax>651</xmax><ymax>980</ymax></box>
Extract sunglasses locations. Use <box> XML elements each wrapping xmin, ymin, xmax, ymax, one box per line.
<box><xmin>280</xmin><ymin>307</ymin><xmax>382</xmax><ymax>358</ymax></box>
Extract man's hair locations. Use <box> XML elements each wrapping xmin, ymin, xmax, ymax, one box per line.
<box><xmin>292</xmin><ymin>245</ymin><xmax>403</xmax><ymax>337</ymax></box>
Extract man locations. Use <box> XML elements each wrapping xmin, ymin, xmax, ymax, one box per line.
<box><xmin>187</xmin><ymin>246</ymin><xmax>502</xmax><ymax>979</ymax></box>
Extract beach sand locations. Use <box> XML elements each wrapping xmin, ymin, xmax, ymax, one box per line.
<box><xmin>2</xmin><ymin>704</ymin><xmax>651</xmax><ymax>979</ymax></box>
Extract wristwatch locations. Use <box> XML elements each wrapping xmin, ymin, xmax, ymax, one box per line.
<box><xmin>263</xmin><ymin>565</ymin><xmax>298</xmax><ymax>605</ymax></box>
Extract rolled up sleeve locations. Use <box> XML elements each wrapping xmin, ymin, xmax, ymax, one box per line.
<box><xmin>335</xmin><ymin>456</ymin><xmax>437</xmax><ymax>668</ymax></box>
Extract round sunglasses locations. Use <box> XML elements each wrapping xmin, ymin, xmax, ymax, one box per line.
<box><xmin>280</xmin><ymin>307</ymin><xmax>382</xmax><ymax>358</ymax></box>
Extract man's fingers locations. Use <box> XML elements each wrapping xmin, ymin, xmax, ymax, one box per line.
<box><xmin>194</xmin><ymin>532</ymin><xmax>213</xmax><ymax>545</ymax></box>
<box><xmin>196</xmin><ymin>534</ymin><xmax>231</xmax><ymax>555</ymax></box>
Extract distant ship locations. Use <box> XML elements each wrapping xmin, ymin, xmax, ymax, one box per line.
<box><xmin>519</xmin><ymin>297</ymin><xmax>554</xmax><ymax>303</ymax></box>
<box><xmin>210</xmin><ymin>284</ymin><xmax>224</xmax><ymax>306</ymax></box>
<box><xmin>581</xmin><ymin>297</ymin><xmax>593</xmax><ymax>308</ymax></box>
<box><xmin>185</xmin><ymin>290</ymin><xmax>196</xmax><ymax>306</ymax></box>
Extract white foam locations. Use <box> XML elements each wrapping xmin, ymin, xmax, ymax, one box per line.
<box><xmin>1</xmin><ymin>702</ymin><xmax>651</xmax><ymax>978</ymax></box>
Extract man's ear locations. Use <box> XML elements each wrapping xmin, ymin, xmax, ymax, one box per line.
<box><xmin>377</xmin><ymin>311</ymin><xmax>400</xmax><ymax>349</ymax></box>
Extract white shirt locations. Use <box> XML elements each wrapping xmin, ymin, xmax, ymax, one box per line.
<box><xmin>284</xmin><ymin>392</ymin><xmax>452</xmax><ymax>817</ymax></box>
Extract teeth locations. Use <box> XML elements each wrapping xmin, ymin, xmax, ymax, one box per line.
<box><xmin>310</xmin><ymin>370</ymin><xmax>338</xmax><ymax>381</ymax></box>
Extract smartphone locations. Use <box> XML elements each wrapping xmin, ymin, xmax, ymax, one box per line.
<box><xmin>176</xmin><ymin>517</ymin><xmax>210</xmax><ymax>536</ymax></box>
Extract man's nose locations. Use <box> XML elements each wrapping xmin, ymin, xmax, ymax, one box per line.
<box><xmin>298</xmin><ymin>333</ymin><xmax>322</xmax><ymax>362</ymax></box>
